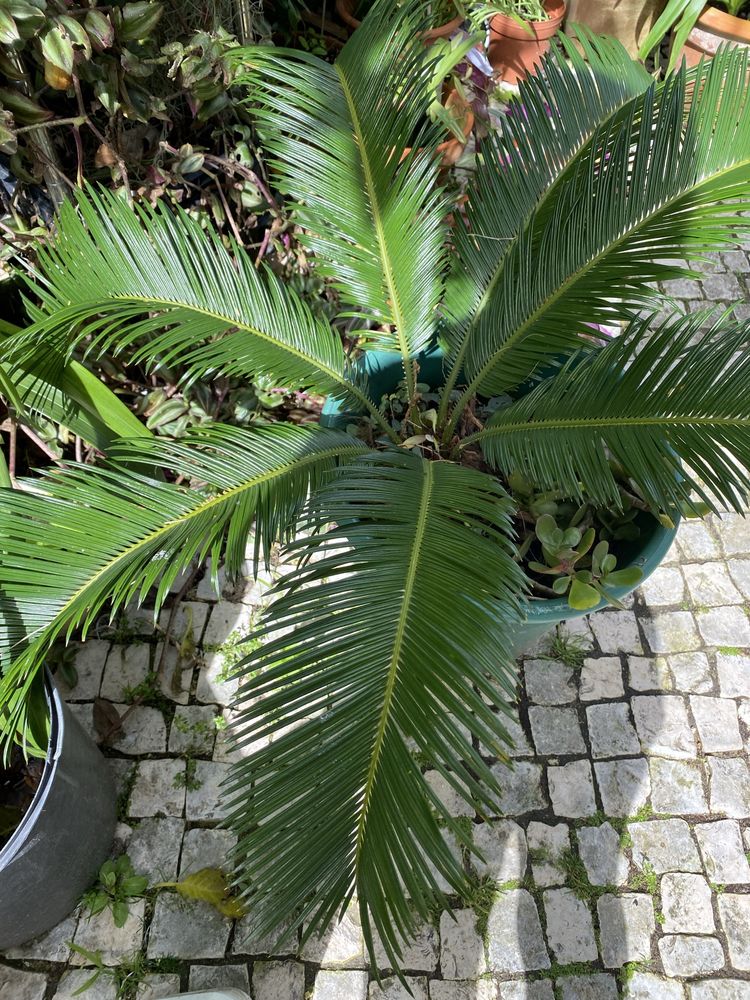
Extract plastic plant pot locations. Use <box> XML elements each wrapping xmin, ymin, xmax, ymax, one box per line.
<box><xmin>0</xmin><ymin>673</ymin><xmax>116</xmax><ymax>949</ymax></box>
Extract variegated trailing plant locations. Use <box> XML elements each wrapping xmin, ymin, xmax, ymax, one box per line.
<box><xmin>2</xmin><ymin>0</ymin><xmax>750</xmax><ymax>972</ymax></box>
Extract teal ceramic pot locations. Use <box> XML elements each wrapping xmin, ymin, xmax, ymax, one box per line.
<box><xmin>320</xmin><ymin>348</ymin><xmax>679</xmax><ymax>656</ymax></box>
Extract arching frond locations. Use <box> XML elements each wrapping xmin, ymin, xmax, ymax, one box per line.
<box><xmin>233</xmin><ymin>0</ymin><xmax>449</xmax><ymax>377</ymax></box>
<box><xmin>440</xmin><ymin>28</ymin><xmax>652</xmax><ymax>403</ymax></box>
<box><xmin>8</xmin><ymin>189</ymin><xmax>388</xmax><ymax>427</ymax></box>
<box><xmin>0</xmin><ymin>424</ymin><xmax>364</xmax><ymax>754</ymax></box>
<box><xmin>450</xmin><ymin>46</ymin><xmax>750</xmax><ymax>422</ymax></box>
<box><xmin>224</xmin><ymin>451</ymin><xmax>527</xmax><ymax>970</ymax></box>
<box><xmin>464</xmin><ymin>310</ymin><xmax>750</xmax><ymax>514</ymax></box>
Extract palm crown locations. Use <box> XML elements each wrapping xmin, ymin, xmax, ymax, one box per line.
<box><xmin>2</xmin><ymin>0</ymin><xmax>750</xmax><ymax>970</ymax></box>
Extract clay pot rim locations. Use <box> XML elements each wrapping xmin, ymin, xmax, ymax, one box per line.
<box><xmin>335</xmin><ymin>0</ymin><xmax>464</xmax><ymax>40</ymax></box>
<box><xmin>696</xmin><ymin>3</ymin><xmax>750</xmax><ymax>43</ymax></box>
<box><xmin>488</xmin><ymin>0</ymin><xmax>566</xmax><ymax>40</ymax></box>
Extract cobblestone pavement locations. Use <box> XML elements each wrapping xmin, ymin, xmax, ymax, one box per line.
<box><xmin>3</xmin><ymin>252</ymin><xmax>750</xmax><ymax>999</ymax></box>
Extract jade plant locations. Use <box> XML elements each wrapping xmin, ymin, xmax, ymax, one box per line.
<box><xmin>2</xmin><ymin>1</ymin><xmax>750</xmax><ymax>970</ymax></box>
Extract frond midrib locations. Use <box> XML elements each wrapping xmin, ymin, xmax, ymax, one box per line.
<box><xmin>19</xmin><ymin>442</ymin><xmax>352</xmax><ymax>647</ymax></box>
<box><xmin>101</xmin><ymin>292</ymin><xmax>374</xmax><ymax>409</ymax></box>
<box><xmin>353</xmin><ymin>459</ymin><xmax>434</xmax><ymax>866</ymax></box>
<box><xmin>335</xmin><ymin>66</ymin><xmax>416</xmax><ymax>395</ymax></box>
<box><xmin>461</xmin><ymin>412</ymin><xmax>750</xmax><ymax>449</ymax></box>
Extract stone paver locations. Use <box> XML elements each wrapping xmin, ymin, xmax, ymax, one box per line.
<box><xmin>472</xmin><ymin>819</ymin><xmax>527</xmax><ymax>882</ymax></box>
<box><xmin>598</xmin><ymin>893</ymin><xmax>655</xmax><ymax>967</ymax></box>
<box><xmin>587</xmin><ymin>703</ymin><xmax>640</xmax><ymax>758</ymax></box>
<box><xmin>577</xmin><ymin>822</ymin><xmax>629</xmax><ymax>886</ymax></box>
<box><xmin>695</xmin><ymin>820</ymin><xmax>750</xmax><ymax>883</ymax></box>
<box><xmin>147</xmin><ymin>895</ymin><xmax>231</xmax><ymax>959</ymax></box>
<box><xmin>547</xmin><ymin>759</ymin><xmax>596</xmax><ymax>817</ymax></box>
<box><xmin>669</xmin><ymin>651</ymin><xmax>713</xmax><ymax>694</ymax></box>
<box><xmin>594</xmin><ymin>758</ymin><xmax>651</xmax><ymax>816</ymax></box>
<box><xmin>629</xmin><ymin>819</ymin><xmax>702</xmax><ymax>873</ymax></box>
<box><xmin>439</xmin><ymin>910</ymin><xmax>486</xmax><ymax>979</ymax></box>
<box><xmin>485</xmin><ymin>890</ymin><xmax>550</xmax><ymax>973</ymax></box>
<box><xmin>631</xmin><ymin>695</ymin><xmax>697</xmax><ymax>758</ymax></box>
<box><xmin>628</xmin><ymin>654</ymin><xmax>673</xmax><ymax>692</ymax></box>
<box><xmin>716</xmin><ymin>651</ymin><xmax>750</xmax><ymax>698</ymax></box>
<box><xmin>529</xmin><ymin>705</ymin><xmax>585</xmax><ymax>755</ymax></box>
<box><xmin>691</xmin><ymin>695</ymin><xmax>743</xmax><ymax>752</ymax></box>
<box><xmin>543</xmin><ymin>888</ymin><xmax>597</xmax><ymax>964</ymax></box>
<box><xmin>526</xmin><ymin>821</ymin><xmax>569</xmax><ymax>887</ymax></box>
<box><xmin>579</xmin><ymin>656</ymin><xmax>624</xmax><ymax>700</ymax></box>
<box><xmin>650</xmin><ymin>757</ymin><xmax>708</xmax><ymax>815</ymax></box>
<box><xmin>558</xmin><ymin>976</ymin><xmax>618</xmax><ymax>1000</ymax></box>
<box><xmin>708</xmin><ymin>756</ymin><xmax>750</xmax><ymax>817</ymax></box>
<box><xmin>660</xmin><ymin>873</ymin><xmax>715</xmax><ymax>933</ymax></box>
<box><xmin>524</xmin><ymin>659</ymin><xmax>576</xmax><ymax>704</ymax></box>
<box><xmin>718</xmin><ymin>894</ymin><xmax>750</xmax><ymax>970</ymax></box>
<box><xmin>0</xmin><ymin>966</ymin><xmax>47</xmax><ymax>1000</ymax></box>
<box><xmin>659</xmin><ymin>934</ymin><xmax>725</xmax><ymax>976</ymax></box>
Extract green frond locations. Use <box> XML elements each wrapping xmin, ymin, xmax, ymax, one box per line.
<box><xmin>224</xmin><ymin>451</ymin><xmax>527</xmax><ymax>971</ymax></box>
<box><xmin>0</xmin><ymin>423</ymin><xmax>364</xmax><ymax>753</ymax></box>
<box><xmin>465</xmin><ymin>310</ymin><xmax>750</xmax><ymax>514</ymax></box>
<box><xmin>10</xmin><ymin>188</ymin><xmax>383</xmax><ymax>421</ymax></box>
<box><xmin>451</xmin><ymin>46</ymin><xmax>750</xmax><ymax>418</ymax></box>
<box><xmin>0</xmin><ymin>320</ymin><xmax>151</xmax><ymax>453</ymax></box>
<box><xmin>233</xmin><ymin>0</ymin><xmax>449</xmax><ymax>373</ymax></box>
<box><xmin>438</xmin><ymin>27</ymin><xmax>652</xmax><ymax>410</ymax></box>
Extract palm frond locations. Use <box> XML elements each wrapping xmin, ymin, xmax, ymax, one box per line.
<box><xmin>437</xmin><ymin>28</ymin><xmax>652</xmax><ymax>411</ymax></box>
<box><xmin>8</xmin><ymin>189</ymin><xmax>388</xmax><ymax>427</ymax></box>
<box><xmin>233</xmin><ymin>0</ymin><xmax>449</xmax><ymax>376</ymax></box>
<box><xmin>449</xmin><ymin>45</ymin><xmax>750</xmax><ymax>423</ymax></box>
<box><xmin>0</xmin><ymin>423</ymin><xmax>364</xmax><ymax>753</ymax></box>
<box><xmin>463</xmin><ymin>309</ymin><xmax>750</xmax><ymax>514</ymax></box>
<box><xmin>224</xmin><ymin>451</ymin><xmax>527</xmax><ymax>971</ymax></box>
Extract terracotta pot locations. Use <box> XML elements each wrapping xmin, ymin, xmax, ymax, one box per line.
<box><xmin>487</xmin><ymin>0</ymin><xmax>566</xmax><ymax>84</ymax></box>
<box><xmin>335</xmin><ymin>0</ymin><xmax>464</xmax><ymax>41</ymax></box>
<box><xmin>679</xmin><ymin>4</ymin><xmax>750</xmax><ymax>67</ymax></box>
<box><xmin>400</xmin><ymin>87</ymin><xmax>475</xmax><ymax>168</ymax></box>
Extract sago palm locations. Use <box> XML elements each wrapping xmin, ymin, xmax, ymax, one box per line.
<box><xmin>2</xmin><ymin>0</ymin><xmax>750</xmax><ymax>970</ymax></box>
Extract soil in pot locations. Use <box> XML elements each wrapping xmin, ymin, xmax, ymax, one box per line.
<box><xmin>678</xmin><ymin>4</ymin><xmax>750</xmax><ymax>67</ymax></box>
<box><xmin>0</xmin><ymin>748</ymin><xmax>43</xmax><ymax>851</ymax></box>
<box><xmin>487</xmin><ymin>0</ymin><xmax>567</xmax><ymax>84</ymax></box>
<box><xmin>336</xmin><ymin>0</ymin><xmax>464</xmax><ymax>40</ymax></box>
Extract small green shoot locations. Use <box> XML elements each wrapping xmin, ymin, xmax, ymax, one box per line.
<box><xmin>81</xmin><ymin>855</ymin><xmax>149</xmax><ymax>928</ymax></box>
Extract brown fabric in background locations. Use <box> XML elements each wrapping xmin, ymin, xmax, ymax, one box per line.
<box><xmin>564</xmin><ymin>0</ymin><xmax>666</xmax><ymax>56</ymax></box>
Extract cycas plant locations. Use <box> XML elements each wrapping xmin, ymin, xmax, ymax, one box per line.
<box><xmin>2</xmin><ymin>0</ymin><xmax>750</xmax><ymax>970</ymax></box>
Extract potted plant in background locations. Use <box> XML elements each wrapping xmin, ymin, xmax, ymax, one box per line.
<box><xmin>640</xmin><ymin>0</ymin><xmax>750</xmax><ymax>70</ymax></box>
<box><xmin>2</xmin><ymin>1</ymin><xmax>750</xmax><ymax>969</ymax></box>
<box><xmin>475</xmin><ymin>0</ymin><xmax>567</xmax><ymax>82</ymax></box>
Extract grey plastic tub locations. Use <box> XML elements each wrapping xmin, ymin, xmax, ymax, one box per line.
<box><xmin>0</xmin><ymin>675</ymin><xmax>116</xmax><ymax>949</ymax></box>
